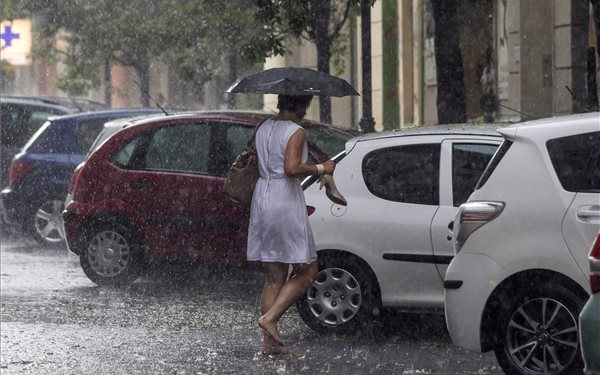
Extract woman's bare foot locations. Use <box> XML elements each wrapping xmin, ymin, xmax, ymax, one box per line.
<box><xmin>261</xmin><ymin>335</ymin><xmax>294</xmax><ymax>356</ymax></box>
<box><xmin>258</xmin><ymin>316</ymin><xmax>284</xmax><ymax>346</ymax></box>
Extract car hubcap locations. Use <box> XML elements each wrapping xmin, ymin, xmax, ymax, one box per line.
<box><xmin>506</xmin><ymin>297</ymin><xmax>579</xmax><ymax>375</ymax></box>
<box><xmin>87</xmin><ymin>231</ymin><xmax>130</xmax><ymax>277</ymax></box>
<box><xmin>34</xmin><ymin>199</ymin><xmax>65</xmax><ymax>243</ymax></box>
<box><xmin>306</xmin><ymin>267</ymin><xmax>362</xmax><ymax>326</ymax></box>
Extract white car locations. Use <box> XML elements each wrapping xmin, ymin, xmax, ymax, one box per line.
<box><xmin>297</xmin><ymin>125</ymin><xmax>502</xmax><ymax>333</ymax></box>
<box><xmin>445</xmin><ymin>112</ymin><xmax>600</xmax><ymax>375</ymax></box>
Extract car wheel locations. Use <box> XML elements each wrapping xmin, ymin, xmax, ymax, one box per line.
<box><xmin>494</xmin><ymin>282</ymin><xmax>586</xmax><ymax>375</ymax></box>
<box><xmin>297</xmin><ymin>253</ymin><xmax>382</xmax><ymax>334</ymax></box>
<box><xmin>32</xmin><ymin>198</ymin><xmax>66</xmax><ymax>246</ymax></box>
<box><xmin>79</xmin><ymin>222</ymin><xmax>143</xmax><ymax>286</ymax></box>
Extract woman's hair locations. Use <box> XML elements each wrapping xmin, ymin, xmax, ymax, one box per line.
<box><xmin>277</xmin><ymin>95</ymin><xmax>313</xmax><ymax>111</ymax></box>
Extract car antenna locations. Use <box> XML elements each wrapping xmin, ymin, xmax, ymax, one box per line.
<box><xmin>67</xmin><ymin>97</ymin><xmax>83</xmax><ymax>111</ymax></box>
<box><xmin>132</xmin><ymin>80</ymin><xmax>170</xmax><ymax>116</ymax></box>
<box><xmin>497</xmin><ymin>103</ymin><xmax>536</xmax><ymax>121</ymax></box>
<box><xmin>564</xmin><ymin>85</ymin><xmax>596</xmax><ymax>112</ymax></box>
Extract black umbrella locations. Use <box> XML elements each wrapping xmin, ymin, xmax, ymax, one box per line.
<box><xmin>226</xmin><ymin>67</ymin><xmax>359</xmax><ymax>97</ymax></box>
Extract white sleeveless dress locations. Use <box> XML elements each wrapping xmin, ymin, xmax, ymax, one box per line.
<box><xmin>246</xmin><ymin>119</ymin><xmax>317</xmax><ymax>264</ymax></box>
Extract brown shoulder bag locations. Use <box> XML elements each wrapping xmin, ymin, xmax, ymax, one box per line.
<box><xmin>222</xmin><ymin>120</ymin><xmax>266</xmax><ymax>204</ymax></box>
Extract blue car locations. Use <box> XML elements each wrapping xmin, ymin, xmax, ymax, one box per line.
<box><xmin>0</xmin><ymin>108</ymin><xmax>164</xmax><ymax>245</ymax></box>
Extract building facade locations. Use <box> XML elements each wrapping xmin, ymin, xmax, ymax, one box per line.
<box><xmin>2</xmin><ymin>1</ymin><xmax>597</xmax><ymax>131</ymax></box>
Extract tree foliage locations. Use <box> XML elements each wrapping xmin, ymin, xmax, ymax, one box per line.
<box><xmin>251</xmin><ymin>0</ymin><xmax>373</xmax><ymax>123</ymax></box>
<box><xmin>4</xmin><ymin>0</ymin><xmax>272</xmax><ymax>106</ymax></box>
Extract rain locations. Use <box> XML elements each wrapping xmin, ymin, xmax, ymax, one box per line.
<box><xmin>2</xmin><ymin>1</ymin><xmax>599</xmax><ymax>374</ymax></box>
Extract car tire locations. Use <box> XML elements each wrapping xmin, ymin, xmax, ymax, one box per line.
<box><xmin>494</xmin><ymin>281</ymin><xmax>586</xmax><ymax>375</ymax></box>
<box><xmin>297</xmin><ymin>253</ymin><xmax>382</xmax><ymax>334</ymax></box>
<box><xmin>79</xmin><ymin>221</ymin><xmax>144</xmax><ymax>286</ymax></box>
<box><xmin>30</xmin><ymin>198</ymin><xmax>66</xmax><ymax>247</ymax></box>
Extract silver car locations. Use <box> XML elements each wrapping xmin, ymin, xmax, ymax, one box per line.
<box><xmin>298</xmin><ymin>125</ymin><xmax>502</xmax><ymax>333</ymax></box>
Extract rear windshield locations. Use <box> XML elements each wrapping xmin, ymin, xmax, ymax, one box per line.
<box><xmin>475</xmin><ymin>139</ymin><xmax>513</xmax><ymax>190</ymax></box>
<box><xmin>22</xmin><ymin>121</ymin><xmax>52</xmax><ymax>152</ymax></box>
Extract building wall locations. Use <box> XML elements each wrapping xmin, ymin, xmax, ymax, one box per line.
<box><xmin>5</xmin><ymin>1</ymin><xmax>596</xmax><ymax>126</ymax></box>
<box><xmin>264</xmin><ymin>27</ymin><xmax>356</xmax><ymax>129</ymax></box>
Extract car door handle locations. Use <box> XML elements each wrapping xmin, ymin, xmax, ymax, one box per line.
<box><xmin>130</xmin><ymin>182</ymin><xmax>152</xmax><ymax>191</ymax></box>
<box><xmin>577</xmin><ymin>209</ymin><xmax>600</xmax><ymax>218</ymax></box>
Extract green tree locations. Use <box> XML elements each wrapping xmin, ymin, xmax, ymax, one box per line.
<box><xmin>252</xmin><ymin>0</ymin><xmax>371</xmax><ymax>124</ymax></box>
<box><xmin>7</xmin><ymin>0</ymin><xmax>270</xmax><ymax>107</ymax></box>
<box><xmin>160</xmin><ymin>0</ymin><xmax>267</xmax><ymax>109</ymax></box>
<box><xmin>430</xmin><ymin>0</ymin><xmax>467</xmax><ymax>124</ymax></box>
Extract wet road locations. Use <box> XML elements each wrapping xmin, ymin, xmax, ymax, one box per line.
<box><xmin>1</xmin><ymin>235</ymin><xmax>503</xmax><ymax>374</ymax></box>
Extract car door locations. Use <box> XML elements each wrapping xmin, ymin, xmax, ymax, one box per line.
<box><xmin>431</xmin><ymin>138</ymin><xmax>499</xmax><ymax>278</ymax></box>
<box><xmin>121</xmin><ymin>122</ymin><xmax>218</xmax><ymax>262</ymax></box>
<box><xmin>203</xmin><ymin>121</ymin><xmax>255</xmax><ymax>260</ymax></box>
<box><xmin>552</xmin><ymin>131</ymin><xmax>600</xmax><ymax>276</ymax></box>
<box><xmin>347</xmin><ymin>138</ymin><xmax>443</xmax><ymax>307</ymax></box>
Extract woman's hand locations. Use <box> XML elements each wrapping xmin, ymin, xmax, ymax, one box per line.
<box><xmin>322</xmin><ymin>160</ymin><xmax>335</xmax><ymax>174</ymax></box>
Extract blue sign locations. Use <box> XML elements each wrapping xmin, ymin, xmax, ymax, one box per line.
<box><xmin>1</xmin><ymin>25</ymin><xmax>20</xmax><ymax>47</ymax></box>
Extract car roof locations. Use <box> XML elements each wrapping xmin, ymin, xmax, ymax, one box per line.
<box><xmin>1</xmin><ymin>95</ymin><xmax>107</xmax><ymax>111</ymax></box>
<box><xmin>47</xmin><ymin>108</ymin><xmax>165</xmax><ymax>122</ymax></box>
<box><xmin>346</xmin><ymin>123</ymin><xmax>503</xmax><ymax>150</ymax></box>
<box><xmin>116</xmin><ymin>109</ymin><xmax>356</xmax><ymax>133</ymax></box>
<box><xmin>1</xmin><ymin>96</ymin><xmax>77</xmax><ymax>113</ymax></box>
<box><xmin>498</xmin><ymin>112</ymin><xmax>600</xmax><ymax>141</ymax></box>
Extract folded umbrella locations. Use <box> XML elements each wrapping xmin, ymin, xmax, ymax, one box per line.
<box><xmin>226</xmin><ymin>67</ymin><xmax>359</xmax><ymax>97</ymax></box>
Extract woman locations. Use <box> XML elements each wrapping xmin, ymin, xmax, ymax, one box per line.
<box><xmin>247</xmin><ymin>94</ymin><xmax>335</xmax><ymax>355</ymax></box>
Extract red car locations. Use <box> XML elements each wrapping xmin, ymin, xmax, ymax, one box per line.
<box><xmin>63</xmin><ymin>111</ymin><xmax>355</xmax><ymax>285</ymax></box>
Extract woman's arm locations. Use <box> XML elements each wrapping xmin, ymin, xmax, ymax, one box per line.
<box><xmin>284</xmin><ymin>128</ymin><xmax>335</xmax><ymax>178</ymax></box>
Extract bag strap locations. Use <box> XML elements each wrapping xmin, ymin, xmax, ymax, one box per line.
<box><xmin>247</xmin><ymin>119</ymin><xmax>269</xmax><ymax>148</ymax></box>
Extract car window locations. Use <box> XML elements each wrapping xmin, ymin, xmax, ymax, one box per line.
<box><xmin>304</xmin><ymin>126</ymin><xmax>354</xmax><ymax>161</ymax></box>
<box><xmin>0</xmin><ymin>104</ymin><xmax>57</xmax><ymax>147</ymax></box>
<box><xmin>547</xmin><ymin>131</ymin><xmax>600</xmax><ymax>192</ymax></box>
<box><xmin>22</xmin><ymin>121</ymin><xmax>52</xmax><ymax>152</ymax></box>
<box><xmin>362</xmin><ymin>143</ymin><xmax>440</xmax><ymax>205</ymax></box>
<box><xmin>475</xmin><ymin>139</ymin><xmax>512</xmax><ymax>190</ymax></box>
<box><xmin>112</xmin><ymin>135</ymin><xmax>142</xmax><ymax>168</ymax></box>
<box><xmin>75</xmin><ymin>119</ymin><xmax>110</xmax><ymax>153</ymax></box>
<box><xmin>214</xmin><ymin>124</ymin><xmax>254</xmax><ymax>176</ymax></box>
<box><xmin>452</xmin><ymin>143</ymin><xmax>498</xmax><ymax>206</ymax></box>
<box><xmin>144</xmin><ymin>123</ymin><xmax>211</xmax><ymax>174</ymax></box>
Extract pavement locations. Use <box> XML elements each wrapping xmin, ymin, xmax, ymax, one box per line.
<box><xmin>0</xmin><ymin>236</ymin><xmax>503</xmax><ymax>374</ymax></box>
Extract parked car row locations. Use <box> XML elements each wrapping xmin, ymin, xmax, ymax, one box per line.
<box><xmin>1</xmin><ymin>108</ymin><xmax>165</xmax><ymax>245</ymax></box>
<box><xmin>1</xmin><ymin>100</ymin><xmax>597</xmax><ymax>375</ymax></box>
<box><xmin>297</xmin><ymin>112</ymin><xmax>599</xmax><ymax>375</ymax></box>
<box><xmin>1</xmin><ymin>96</ymin><xmax>80</xmax><ymax>190</ymax></box>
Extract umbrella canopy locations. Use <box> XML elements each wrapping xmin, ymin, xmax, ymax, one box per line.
<box><xmin>226</xmin><ymin>67</ymin><xmax>359</xmax><ymax>97</ymax></box>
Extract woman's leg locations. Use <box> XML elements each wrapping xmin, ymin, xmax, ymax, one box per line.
<box><xmin>260</xmin><ymin>262</ymin><xmax>289</xmax><ymax>352</ymax></box>
<box><xmin>261</xmin><ymin>262</ymin><xmax>288</xmax><ymax>316</ymax></box>
<box><xmin>258</xmin><ymin>261</ymin><xmax>318</xmax><ymax>345</ymax></box>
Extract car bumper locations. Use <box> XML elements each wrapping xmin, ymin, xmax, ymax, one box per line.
<box><xmin>579</xmin><ymin>293</ymin><xmax>600</xmax><ymax>375</ymax></box>
<box><xmin>62</xmin><ymin>200</ymin><xmax>91</xmax><ymax>254</ymax></box>
<box><xmin>444</xmin><ymin>251</ymin><xmax>504</xmax><ymax>352</ymax></box>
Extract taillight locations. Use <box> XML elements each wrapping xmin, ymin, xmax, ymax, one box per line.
<box><xmin>307</xmin><ymin>205</ymin><xmax>316</xmax><ymax>216</ymax></box>
<box><xmin>589</xmin><ymin>233</ymin><xmax>600</xmax><ymax>294</ymax></box>
<box><xmin>8</xmin><ymin>162</ymin><xmax>35</xmax><ymax>186</ymax></box>
<box><xmin>453</xmin><ymin>201</ymin><xmax>505</xmax><ymax>253</ymax></box>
